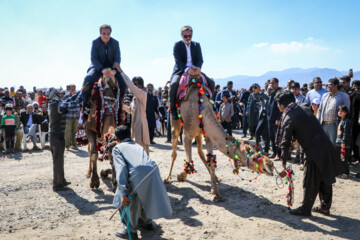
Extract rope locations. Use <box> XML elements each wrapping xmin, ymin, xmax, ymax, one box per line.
<box><xmin>120</xmin><ymin>195</ymin><xmax>133</xmax><ymax>240</ymax></box>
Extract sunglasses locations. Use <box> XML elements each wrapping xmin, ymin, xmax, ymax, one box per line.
<box><xmin>183</xmin><ymin>34</ymin><xmax>192</xmax><ymax>39</ymax></box>
<box><xmin>315</xmin><ymin>81</ymin><xmax>322</xmax><ymax>84</ymax></box>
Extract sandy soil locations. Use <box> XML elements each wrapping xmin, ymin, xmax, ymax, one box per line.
<box><xmin>1</xmin><ymin>130</ymin><xmax>360</xmax><ymax>240</ymax></box>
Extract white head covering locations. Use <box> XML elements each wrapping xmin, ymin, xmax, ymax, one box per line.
<box><xmin>312</xmin><ymin>98</ymin><xmax>320</xmax><ymax>105</ymax></box>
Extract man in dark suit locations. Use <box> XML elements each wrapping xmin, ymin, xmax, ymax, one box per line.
<box><xmin>276</xmin><ymin>90</ymin><xmax>342</xmax><ymax>216</ymax></box>
<box><xmin>81</xmin><ymin>24</ymin><xmax>127</xmax><ymax>109</ymax></box>
<box><xmin>169</xmin><ymin>25</ymin><xmax>215</xmax><ymax>119</ymax></box>
<box><xmin>267</xmin><ymin>78</ymin><xmax>282</xmax><ymax>160</ymax></box>
<box><xmin>20</xmin><ymin>104</ymin><xmax>41</xmax><ymax>150</ymax></box>
<box><xmin>146</xmin><ymin>84</ymin><xmax>159</xmax><ymax>144</ymax></box>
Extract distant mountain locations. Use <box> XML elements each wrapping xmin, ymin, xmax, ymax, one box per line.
<box><xmin>216</xmin><ymin>68</ymin><xmax>360</xmax><ymax>89</ymax></box>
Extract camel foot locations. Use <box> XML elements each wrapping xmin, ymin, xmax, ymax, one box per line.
<box><xmin>100</xmin><ymin>169</ymin><xmax>109</xmax><ymax>178</ymax></box>
<box><xmin>90</xmin><ymin>177</ymin><xmax>100</xmax><ymax>189</ymax></box>
<box><xmin>177</xmin><ymin>172</ymin><xmax>187</xmax><ymax>182</ymax></box>
<box><xmin>164</xmin><ymin>176</ymin><xmax>172</xmax><ymax>184</ymax></box>
<box><xmin>211</xmin><ymin>195</ymin><xmax>224</xmax><ymax>202</ymax></box>
<box><xmin>215</xmin><ymin>175</ymin><xmax>221</xmax><ymax>182</ymax></box>
<box><xmin>86</xmin><ymin>170</ymin><xmax>91</xmax><ymax>178</ymax></box>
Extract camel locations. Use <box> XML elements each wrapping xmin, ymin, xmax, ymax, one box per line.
<box><xmin>164</xmin><ymin>75</ymin><xmax>274</xmax><ymax>201</ymax></box>
<box><xmin>85</xmin><ymin>76</ymin><xmax>122</xmax><ymax>188</ymax></box>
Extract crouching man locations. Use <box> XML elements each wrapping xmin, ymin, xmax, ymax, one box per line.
<box><xmin>112</xmin><ymin>125</ymin><xmax>172</xmax><ymax>239</ymax></box>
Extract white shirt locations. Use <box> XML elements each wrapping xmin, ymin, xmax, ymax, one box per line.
<box><xmin>184</xmin><ymin>42</ymin><xmax>193</xmax><ymax>72</ymax></box>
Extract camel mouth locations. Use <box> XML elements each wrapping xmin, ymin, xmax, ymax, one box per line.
<box><xmin>261</xmin><ymin>161</ymin><xmax>275</xmax><ymax>177</ymax></box>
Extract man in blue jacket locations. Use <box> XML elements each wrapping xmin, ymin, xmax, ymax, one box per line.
<box><xmin>81</xmin><ymin>24</ymin><xmax>127</xmax><ymax>109</ymax></box>
<box><xmin>169</xmin><ymin>25</ymin><xmax>215</xmax><ymax>119</ymax></box>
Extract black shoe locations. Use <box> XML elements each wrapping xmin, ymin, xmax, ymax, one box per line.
<box><xmin>171</xmin><ymin>108</ymin><xmax>179</xmax><ymax>120</ymax></box>
<box><xmin>63</xmin><ymin>181</ymin><xmax>71</xmax><ymax>186</ymax></box>
<box><xmin>289</xmin><ymin>207</ymin><xmax>311</xmax><ymax>217</ymax></box>
<box><xmin>138</xmin><ymin>222</ymin><xmax>155</xmax><ymax>231</ymax></box>
<box><xmin>53</xmin><ymin>185</ymin><xmax>71</xmax><ymax>191</ymax></box>
<box><xmin>150</xmin><ymin>141</ymin><xmax>156</xmax><ymax>145</ymax></box>
<box><xmin>32</xmin><ymin>145</ymin><xmax>40</xmax><ymax>150</ymax></box>
<box><xmin>356</xmin><ymin>172</ymin><xmax>360</xmax><ymax>178</ymax></box>
<box><xmin>165</xmin><ymin>140</ymin><xmax>171</xmax><ymax>143</ymax></box>
<box><xmin>312</xmin><ymin>206</ymin><xmax>330</xmax><ymax>216</ymax></box>
<box><xmin>115</xmin><ymin>229</ymin><xmax>138</xmax><ymax>239</ymax></box>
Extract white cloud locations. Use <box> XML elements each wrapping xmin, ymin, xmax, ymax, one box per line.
<box><xmin>270</xmin><ymin>41</ymin><xmax>328</xmax><ymax>54</ymax></box>
<box><xmin>253</xmin><ymin>42</ymin><xmax>269</xmax><ymax>48</ymax></box>
<box><xmin>152</xmin><ymin>58</ymin><xmax>172</xmax><ymax>65</ymax></box>
<box><xmin>307</xmin><ymin>37</ymin><xmax>314</xmax><ymax>41</ymax></box>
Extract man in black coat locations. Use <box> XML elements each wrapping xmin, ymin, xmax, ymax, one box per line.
<box><xmin>169</xmin><ymin>25</ymin><xmax>215</xmax><ymax>120</ymax></box>
<box><xmin>276</xmin><ymin>90</ymin><xmax>343</xmax><ymax>216</ymax></box>
<box><xmin>267</xmin><ymin>78</ymin><xmax>282</xmax><ymax>159</ymax></box>
<box><xmin>146</xmin><ymin>84</ymin><xmax>159</xmax><ymax>144</ymax></box>
<box><xmin>240</xmin><ymin>89</ymin><xmax>250</xmax><ymax>137</ymax></box>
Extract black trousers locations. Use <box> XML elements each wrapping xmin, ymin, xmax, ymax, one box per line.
<box><xmin>302</xmin><ymin>160</ymin><xmax>333</xmax><ymax>213</ymax></box>
<box><xmin>255</xmin><ymin>114</ymin><xmax>269</xmax><ymax>153</ymax></box>
<box><xmin>242</xmin><ymin>114</ymin><xmax>248</xmax><ymax>136</ymax></box>
<box><xmin>268</xmin><ymin>122</ymin><xmax>281</xmax><ymax>156</ymax></box>
<box><xmin>50</xmin><ymin>133</ymin><xmax>66</xmax><ymax>187</ymax></box>
<box><xmin>5</xmin><ymin>134</ymin><xmax>15</xmax><ymax>150</ymax></box>
<box><xmin>149</xmin><ymin>127</ymin><xmax>155</xmax><ymax>142</ymax></box>
<box><xmin>336</xmin><ymin>146</ymin><xmax>350</xmax><ymax>175</ymax></box>
<box><xmin>221</xmin><ymin>121</ymin><xmax>232</xmax><ymax>136</ymax></box>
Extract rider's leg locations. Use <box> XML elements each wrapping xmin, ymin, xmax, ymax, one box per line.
<box><xmin>170</xmin><ymin>74</ymin><xmax>181</xmax><ymax>120</ymax></box>
<box><xmin>201</xmin><ymin>73</ymin><xmax>215</xmax><ymax>94</ymax></box>
<box><xmin>80</xmin><ymin>68</ymin><xmax>101</xmax><ymax>109</ymax></box>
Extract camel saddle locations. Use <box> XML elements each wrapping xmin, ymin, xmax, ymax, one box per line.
<box><xmin>176</xmin><ymin>73</ymin><xmax>212</xmax><ymax>101</ymax></box>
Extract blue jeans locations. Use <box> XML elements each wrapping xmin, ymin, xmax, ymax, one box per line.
<box><xmin>322</xmin><ymin>122</ymin><xmax>337</xmax><ymax>146</ymax></box>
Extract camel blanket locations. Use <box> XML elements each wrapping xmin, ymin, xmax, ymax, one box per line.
<box><xmin>176</xmin><ymin>73</ymin><xmax>212</xmax><ymax>101</ymax></box>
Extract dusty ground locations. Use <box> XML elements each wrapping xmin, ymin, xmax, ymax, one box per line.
<box><xmin>1</xmin><ymin>130</ymin><xmax>360</xmax><ymax>240</ymax></box>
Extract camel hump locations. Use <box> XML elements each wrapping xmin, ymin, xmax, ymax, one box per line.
<box><xmin>177</xmin><ymin>73</ymin><xmax>212</xmax><ymax>101</ymax></box>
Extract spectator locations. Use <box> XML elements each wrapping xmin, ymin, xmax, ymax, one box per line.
<box><xmin>213</xmin><ymin>84</ymin><xmax>220</xmax><ymax>102</ymax></box>
<box><xmin>63</xmin><ymin>84</ymin><xmax>80</xmax><ymax>150</ymax></box>
<box><xmin>1</xmin><ymin>89</ymin><xmax>14</xmax><ymax>105</ymax></box>
<box><xmin>9</xmin><ymin>87</ymin><xmax>15</xmax><ymax>98</ymax></box>
<box><xmin>254</xmin><ymin>85</ymin><xmax>270</xmax><ymax>154</ymax></box>
<box><xmin>300</xmin><ymin>87</ymin><xmax>308</xmax><ymax>97</ymax></box>
<box><xmin>123</xmin><ymin>99</ymin><xmax>132</xmax><ymax>129</ymax></box>
<box><xmin>1</xmin><ymin>104</ymin><xmax>17</xmax><ymax>153</ymax></box>
<box><xmin>26</xmin><ymin>91</ymin><xmax>36</xmax><ymax>105</ymax></box>
<box><xmin>37</xmin><ymin>90</ymin><xmax>47</xmax><ymax>107</ymax></box>
<box><xmin>317</xmin><ymin>78</ymin><xmax>350</xmax><ymax>145</ymax></box>
<box><xmin>219</xmin><ymin>93</ymin><xmax>234</xmax><ymax>136</ymax></box>
<box><xmin>311</xmin><ymin>98</ymin><xmax>320</xmax><ymax>116</ymax></box>
<box><xmin>240</xmin><ymin>87</ymin><xmax>250</xmax><ymax>137</ymax></box>
<box><xmin>247</xmin><ymin>84</ymin><xmax>260</xmax><ymax>140</ymax></box>
<box><xmin>336</xmin><ymin>105</ymin><xmax>352</xmax><ymax>179</ymax></box>
<box><xmin>32</xmin><ymin>102</ymin><xmax>40</xmax><ymax>113</ymax></box>
<box><xmin>20</xmin><ymin>104</ymin><xmax>41</xmax><ymax>150</ymax></box>
<box><xmin>267</xmin><ymin>78</ymin><xmax>282</xmax><ymax>160</ymax></box>
<box><xmin>305</xmin><ymin>77</ymin><xmax>328</xmax><ymax>103</ymax></box>
<box><xmin>287</xmin><ymin>79</ymin><xmax>295</xmax><ymax>90</ymax></box>
<box><xmin>14</xmin><ymin>90</ymin><xmax>25</xmax><ymax>110</ymax></box>
<box><xmin>291</xmin><ymin>82</ymin><xmax>306</xmax><ymax>104</ymax></box>
<box><xmin>146</xmin><ymin>83</ymin><xmax>159</xmax><ymax>145</ymax></box>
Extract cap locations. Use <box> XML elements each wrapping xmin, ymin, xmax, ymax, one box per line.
<box><xmin>312</xmin><ymin>98</ymin><xmax>320</xmax><ymax>105</ymax></box>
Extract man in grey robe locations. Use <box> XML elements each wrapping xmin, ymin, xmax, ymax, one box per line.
<box><xmin>112</xmin><ymin>125</ymin><xmax>172</xmax><ymax>239</ymax></box>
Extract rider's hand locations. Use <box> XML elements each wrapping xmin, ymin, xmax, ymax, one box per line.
<box><xmin>188</xmin><ymin>68</ymin><xmax>196</xmax><ymax>75</ymax></box>
<box><xmin>122</xmin><ymin>196</ymin><xmax>130</xmax><ymax>206</ymax></box>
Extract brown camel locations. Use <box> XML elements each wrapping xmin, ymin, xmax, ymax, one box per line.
<box><xmin>164</xmin><ymin>77</ymin><xmax>274</xmax><ymax>201</ymax></box>
<box><xmin>85</xmin><ymin>76</ymin><xmax>121</xmax><ymax>188</ymax></box>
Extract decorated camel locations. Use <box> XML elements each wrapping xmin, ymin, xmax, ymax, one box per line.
<box><xmin>84</xmin><ymin>74</ymin><xmax>122</xmax><ymax>188</ymax></box>
<box><xmin>164</xmin><ymin>74</ymin><xmax>275</xmax><ymax>201</ymax></box>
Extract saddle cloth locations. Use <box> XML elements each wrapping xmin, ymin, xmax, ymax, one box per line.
<box><xmin>176</xmin><ymin>73</ymin><xmax>212</xmax><ymax>101</ymax></box>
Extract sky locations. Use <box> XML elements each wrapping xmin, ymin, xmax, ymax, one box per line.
<box><xmin>1</xmin><ymin>0</ymin><xmax>360</xmax><ymax>90</ymax></box>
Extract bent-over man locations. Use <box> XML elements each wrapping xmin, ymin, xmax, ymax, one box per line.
<box><xmin>112</xmin><ymin>126</ymin><xmax>172</xmax><ymax>239</ymax></box>
<box><xmin>276</xmin><ymin>90</ymin><xmax>343</xmax><ymax>216</ymax></box>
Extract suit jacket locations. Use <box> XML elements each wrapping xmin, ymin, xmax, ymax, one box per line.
<box><xmin>88</xmin><ymin>37</ymin><xmax>121</xmax><ymax>72</ymax></box>
<box><xmin>279</xmin><ymin>104</ymin><xmax>343</xmax><ymax>184</ymax></box>
<box><xmin>172</xmin><ymin>40</ymin><xmax>203</xmax><ymax>76</ymax></box>
<box><xmin>146</xmin><ymin>93</ymin><xmax>159</xmax><ymax>129</ymax></box>
<box><xmin>20</xmin><ymin>111</ymin><xmax>40</xmax><ymax>126</ymax></box>
<box><xmin>266</xmin><ymin>88</ymin><xmax>282</xmax><ymax>124</ymax></box>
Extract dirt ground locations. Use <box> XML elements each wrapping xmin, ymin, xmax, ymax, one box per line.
<box><xmin>1</xmin><ymin>130</ymin><xmax>360</xmax><ymax>240</ymax></box>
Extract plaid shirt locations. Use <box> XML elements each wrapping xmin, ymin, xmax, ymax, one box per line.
<box><xmin>59</xmin><ymin>100</ymin><xmax>80</xmax><ymax>119</ymax></box>
<box><xmin>295</xmin><ymin>93</ymin><xmax>306</xmax><ymax>105</ymax></box>
<box><xmin>322</xmin><ymin>94</ymin><xmax>337</xmax><ymax>122</ymax></box>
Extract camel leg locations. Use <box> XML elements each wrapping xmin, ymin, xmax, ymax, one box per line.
<box><xmin>88</xmin><ymin>131</ymin><xmax>100</xmax><ymax>189</ymax></box>
<box><xmin>111</xmin><ymin>165</ymin><xmax>117</xmax><ymax>193</ymax></box>
<box><xmin>204</xmin><ymin>136</ymin><xmax>221</xmax><ymax>182</ymax></box>
<box><xmin>164</xmin><ymin>119</ymin><xmax>181</xmax><ymax>183</ymax></box>
<box><xmin>177</xmin><ymin>134</ymin><xmax>192</xmax><ymax>182</ymax></box>
<box><xmin>100</xmin><ymin>168</ymin><xmax>112</xmax><ymax>178</ymax></box>
<box><xmin>200</xmin><ymin>135</ymin><xmax>222</xmax><ymax>201</ymax></box>
<box><xmin>86</xmin><ymin>144</ymin><xmax>92</xmax><ymax>178</ymax></box>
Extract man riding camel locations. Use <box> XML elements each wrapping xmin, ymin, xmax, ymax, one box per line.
<box><xmin>169</xmin><ymin>25</ymin><xmax>215</xmax><ymax>120</ymax></box>
<box><xmin>80</xmin><ymin>24</ymin><xmax>127</xmax><ymax>112</ymax></box>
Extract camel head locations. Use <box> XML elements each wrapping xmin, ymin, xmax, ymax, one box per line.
<box><xmin>233</xmin><ymin>141</ymin><xmax>274</xmax><ymax>177</ymax></box>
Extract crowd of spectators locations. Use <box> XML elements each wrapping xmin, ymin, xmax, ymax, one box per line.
<box><xmin>1</xmin><ymin>73</ymin><xmax>360</xmax><ymax>179</ymax></box>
